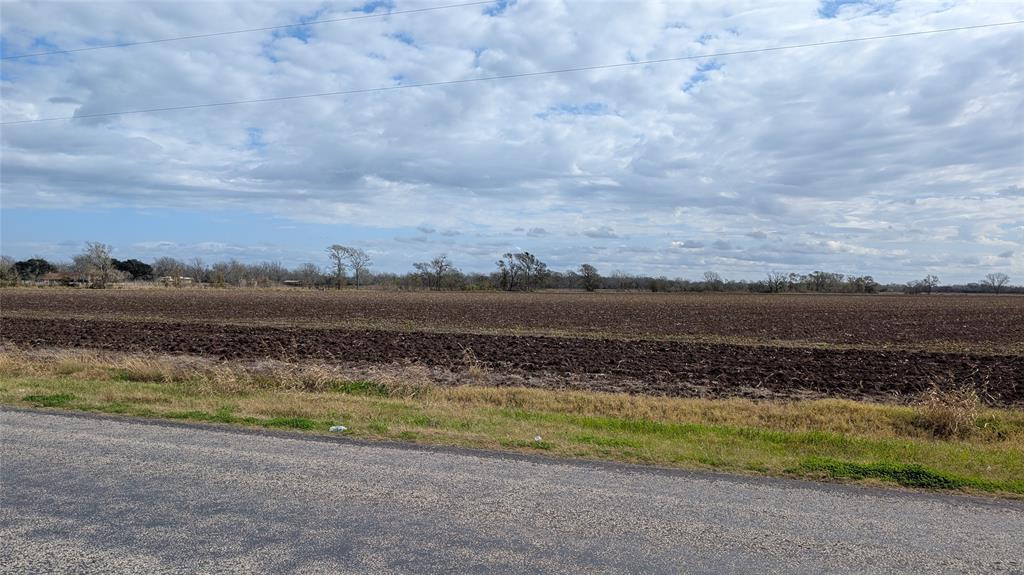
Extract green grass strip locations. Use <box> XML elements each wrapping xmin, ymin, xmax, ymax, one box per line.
<box><xmin>793</xmin><ymin>457</ymin><xmax>1024</xmax><ymax>493</ymax></box>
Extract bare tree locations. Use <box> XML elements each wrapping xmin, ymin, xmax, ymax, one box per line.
<box><xmin>982</xmin><ymin>272</ymin><xmax>1010</xmax><ymax>294</ymax></box>
<box><xmin>326</xmin><ymin>245</ymin><xmax>348</xmax><ymax>289</ymax></box>
<box><xmin>0</xmin><ymin>255</ymin><xmax>17</xmax><ymax>285</ymax></box>
<box><xmin>579</xmin><ymin>264</ymin><xmax>601</xmax><ymax>292</ymax></box>
<box><xmin>188</xmin><ymin>257</ymin><xmax>208</xmax><ymax>284</ymax></box>
<box><xmin>765</xmin><ymin>271</ymin><xmax>787</xmax><ymax>293</ymax></box>
<box><xmin>153</xmin><ymin>257</ymin><xmax>186</xmax><ymax>280</ymax></box>
<box><xmin>296</xmin><ymin>263</ymin><xmax>322</xmax><ymax>288</ymax></box>
<box><xmin>703</xmin><ymin>271</ymin><xmax>723</xmax><ymax>291</ymax></box>
<box><xmin>414</xmin><ymin>255</ymin><xmax>456</xmax><ymax>290</ymax></box>
<box><xmin>496</xmin><ymin>253</ymin><xmax>519</xmax><ymax>291</ymax></box>
<box><xmin>922</xmin><ymin>274</ymin><xmax>939</xmax><ymax>294</ymax></box>
<box><xmin>76</xmin><ymin>241</ymin><xmax>117</xmax><ymax>288</ymax></box>
<box><xmin>515</xmin><ymin>252</ymin><xmax>548</xmax><ymax>291</ymax></box>
<box><xmin>327</xmin><ymin>245</ymin><xmax>371</xmax><ymax>289</ymax></box>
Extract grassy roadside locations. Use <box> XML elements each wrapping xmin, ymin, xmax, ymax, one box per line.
<box><xmin>2</xmin><ymin>350</ymin><xmax>1022</xmax><ymax>497</ymax></box>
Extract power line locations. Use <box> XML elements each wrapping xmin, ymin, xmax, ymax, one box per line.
<box><xmin>3</xmin><ymin>20</ymin><xmax>1020</xmax><ymax>126</ymax></box>
<box><xmin>0</xmin><ymin>0</ymin><xmax>498</xmax><ymax>60</ymax></box>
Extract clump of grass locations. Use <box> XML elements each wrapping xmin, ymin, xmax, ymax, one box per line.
<box><xmin>21</xmin><ymin>393</ymin><xmax>75</xmax><ymax>407</ymax></box>
<box><xmin>460</xmin><ymin>347</ymin><xmax>489</xmax><ymax>385</ymax></box>
<box><xmin>328</xmin><ymin>380</ymin><xmax>390</xmax><ymax>396</ymax></box>
<box><xmin>916</xmin><ymin>381</ymin><xmax>980</xmax><ymax>439</ymax></box>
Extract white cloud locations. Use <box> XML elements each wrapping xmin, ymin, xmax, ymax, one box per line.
<box><xmin>1</xmin><ymin>0</ymin><xmax>1022</xmax><ymax>281</ymax></box>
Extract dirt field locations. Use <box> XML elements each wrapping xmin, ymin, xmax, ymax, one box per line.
<box><xmin>2</xmin><ymin>289</ymin><xmax>1022</xmax><ymax>404</ymax></box>
<box><xmin>4</xmin><ymin>289</ymin><xmax>1023</xmax><ymax>349</ymax></box>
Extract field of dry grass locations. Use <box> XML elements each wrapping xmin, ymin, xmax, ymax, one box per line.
<box><xmin>2</xmin><ymin>348</ymin><xmax>1022</xmax><ymax>497</ymax></box>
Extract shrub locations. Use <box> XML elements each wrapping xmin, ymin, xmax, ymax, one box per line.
<box><xmin>916</xmin><ymin>382</ymin><xmax>980</xmax><ymax>439</ymax></box>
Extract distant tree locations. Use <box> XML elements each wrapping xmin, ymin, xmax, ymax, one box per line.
<box><xmin>495</xmin><ymin>253</ymin><xmax>518</xmax><ymax>291</ymax></box>
<box><xmin>327</xmin><ymin>245</ymin><xmax>371</xmax><ymax>289</ymax></box>
<box><xmin>326</xmin><ymin>245</ymin><xmax>348</xmax><ymax>289</ymax></box>
<box><xmin>0</xmin><ymin>256</ymin><xmax>17</xmax><ymax>285</ymax></box>
<box><xmin>413</xmin><ymin>255</ymin><xmax>456</xmax><ymax>290</ymax></box>
<box><xmin>296</xmin><ymin>263</ymin><xmax>322</xmax><ymax>288</ymax></box>
<box><xmin>922</xmin><ymin>274</ymin><xmax>940</xmax><ymax>294</ymax></box>
<box><xmin>152</xmin><ymin>257</ymin><xmax>186</xmax><ymax>280</ymax></box>
<box><xmin>846</xmin><ymin>275</ymin><xmax>878</xmax><ymax>294</ymax></box>
<box><xmin>518</xmin><ymin>252</ymin><xmax>549</xmax><ymax>291</ymax></box>
<box><xmin>13</xmin><ymin>258</ymin><xmax>53</xmax><ymax>280</ymax></box>
<box><xmin>76</xmin><ymin>241</ymin><xmax>117</xmax><ymax>288</ymax></box>
<box><xmin>188</xmin><ymin>257</ymin><xmax>208</xmax><ymax>283</ymax></box>
<box><xmin>112</xmin><ymin>258</ymin><xmax>153</xmax><ymax>280</ymax></box>
<box><xmin>806</xmin><ymin>271</ymin><xmax>844</xmax><ymax>292</ymax></box>
<box><xmin>494</xmin><ymin>252</ymin><xmax>548</xmax><ymax>291</ymax></box>
<box><xmin>765</xmin><ymin>271</ymin><xmax>787</xmax><ymax>293</ymax></box>
<box><xmin>579</xmin><ymin>264</ymin><xmax>601</xmax><ymax>292</ymax></box>
<box><xmin>982</xmin><ymin>272</ymin><xmax>1010</xmax><ymax>294</ymax></box>
<box><xmin>703</xmin><ymin>271</ymin><xmax>723</xmax><ymax>291</ymax></box>
<box><xmin>343</xmin><ymin>247</ymin><xmax>371</xmax><ymax>289</ymax></box>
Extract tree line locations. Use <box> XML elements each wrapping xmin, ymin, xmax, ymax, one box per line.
<box><xmin>0</xmin><ymin>242</ymin><xmax>1018</xmax><ymax>294</ymax></box>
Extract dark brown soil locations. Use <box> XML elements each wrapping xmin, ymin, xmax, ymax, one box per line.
<box><xmin>4</xmin><ymin>289</ymin><xmax>1023</xmax><ymax>349</ymax></box>
<box><xmin>4</xmin><ymin>316</ymin><xmax>1021</xmax><ymax>405</ymax></box>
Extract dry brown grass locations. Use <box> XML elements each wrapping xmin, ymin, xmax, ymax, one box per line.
<box><xmin>917</xmin><ymin>381</ymin><xmax>981</xmax><ymax>439</ymax></box>
<box><xmin>2</xmin><ymin>347</ymin><xmax>1019</xmax><ymax>444</ymax></box>
<box><xmin>3</xmin><ymin>348</ymin><xmax>1024</xmax><ymax>495</ymax></box>
<box><xmin>460</xmin><ymin>346</ymin><xmax>490</xmax><ymax>385</ymax></box>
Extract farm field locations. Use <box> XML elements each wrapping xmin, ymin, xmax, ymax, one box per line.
<box><xmin>2</xmin><ymin>289</ymin><xmax>1022</xmax><ymax>405</ymax></box>
<box><xmin>4</xmin><ymin>289</ymin><xmax>1023</xmax><ymax>350</ymax></box>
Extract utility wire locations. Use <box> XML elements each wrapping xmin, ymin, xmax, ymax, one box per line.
<box><xmin>2</xmin><ymin>20</ymin><xmax>1020</xmax><ymax>126</ymax></box>
<box><xmin>0</xmin><ymin>0</ymin><xmax>498</xmax><ymax>60</ymax></box>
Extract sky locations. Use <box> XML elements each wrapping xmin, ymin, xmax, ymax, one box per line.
<box><xmin>1</xmin><ymin>0</ymin><xmax>1022</xmax><ymax>283</ymax></box>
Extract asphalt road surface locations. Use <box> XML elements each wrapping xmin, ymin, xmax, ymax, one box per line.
<box><xmin>2</xmin><ymin>409</ymin><xmax>1022</xmax><ymax>574</ymax></box>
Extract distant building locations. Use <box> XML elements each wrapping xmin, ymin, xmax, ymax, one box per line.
<box><xmin>158</xmin><ymin>276</ymin><xmax>195</xmax><ymax>287</ymax></box>
<box><xmin>37</xmin><ymin>272</ymin><xmax>86</xmax><ymax>286</ymax></box>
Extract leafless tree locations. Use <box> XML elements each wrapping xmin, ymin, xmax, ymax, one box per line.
<box><xmin>922</xmin><ymin>274</ymin><xmax>939</xmax><ymax>294</ymax></box>
<box><xmin>326</xmin><ymin>245</ymin><xmax>348</xmax><ymax>289</ymax></box>
<box><xmin>188</xmin><ymin>257</ymin><xmax>208</xmax><ymax>283</ymax></box>
<box><xmin>765</xmin><ymin>271</ymin><xmax>787</xmax><ymax>293</ymax></box>
<box><xmin>579</xmin><ymin>264</ymin><xmax>601</xmax><ymax>292</ymax></box>
<box><xmin>296</xmin><ymin>263</ymin><xmax>322</xmax><ymax>288</ymax></box>
<box><xmin>495</xmin><ymin>252</ymin><xmax>548</xmax><ymax>291</ymax></box>
<box><xmin>153</xmin><ymin>257</ymin><xmax>186</xmax><ymax>280</ymax></box>
<box><xmin>495</xmin><ymin>253</ymin><xmax>519</xmax><ymax>291</ymax></box>
<box><xmin>327</xmin><ymin>245</ymin><xmax>371</xmax><ymax>289</ymax></box>
<box><xmin>0</xmin><ymin>255</ymin><xmax>17</xmax><ymax>285</ymax></box>
<box><xmin>76</xmin><ymin>241</ymin><xmax>118</xmax><ymax>288</ymax></box>
<box><xmin>414</xmin><ymin>255</ymin><xmax>456</xmax><ymax>290</ymax></box>
<box><xmin>514</xmin><ymin>252</ymin><xmax>548</xmax><ymax>291</ymax></box>
<box><xmin>703</xmin><ymin>271</ymin><xmax>723</xmax><ymax>291</ymax></box>
<box><xmin>982</xmin><ymin>272</ymin><xmax>1010</xmax><ymax>294</ymax></box>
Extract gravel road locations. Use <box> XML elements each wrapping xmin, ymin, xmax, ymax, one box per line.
<box><xmin>2</xmin><ymin>409</ymin><xmax>1022</xmax><ymax>574</ymax></box>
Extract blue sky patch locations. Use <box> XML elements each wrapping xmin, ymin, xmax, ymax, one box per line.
<box><xmin>245</xmin><ymin>128</ymin><xmax>265</xmax><ymax>151</ymax></box>
<box><xmin>537</xmin><ymin>102</ymin><xmax>608</xmax><ymax>119</ymax></box>
<box><xmin>818</xmin><ymin>0</ymin><xmax>895</xmax><ymax>19</ymax></box>
<box><xmin>389</xmin><ymin>31</ymin><xmax>415</xmax><ymax>46</ymax></box>
<box><xmin>484</xmin><ymin>0</ymin><xmax>516</xmax><ymax>17</ymax></box>
<box><xmin>354</xmin><ymin>0</ymin><xmax>394</xmax><ymax>14</ymax></box>
<box><xmin>682</xmin><ymin>61</ymin><xmax>722</xmax><ymax>92</ymax></box>
<box><xmin>272</xmin><ymin>6</ymin><xmax>329</xmax><ymax>44</ymax></box>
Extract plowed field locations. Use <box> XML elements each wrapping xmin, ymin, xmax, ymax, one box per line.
<box><xmin>2</xmin><ymin>289</ymin><xmax>1022</xmax><ymax>404</ymax></box>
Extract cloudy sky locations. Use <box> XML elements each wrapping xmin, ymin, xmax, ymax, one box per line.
<box><xmin>1</xmin><ymin>0</ymin><xmax>1021</xmax><ymax>283</ymax></box>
